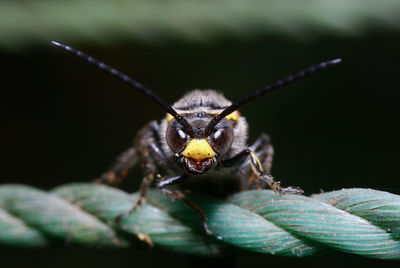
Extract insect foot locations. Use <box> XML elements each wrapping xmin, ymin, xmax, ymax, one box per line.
<box><xmin>260</xmin><ymin>175</ymin><xmax>304</xmax><ymax>195</ymax></box>
<box><xmin>274</xmin><ymin>185</ymin><xmax>304</xmax><ymax>195</ymax></box>
<box><xmin>159</xmin><ymin>187</ymin><xmax>213</xmax><ymax>235</ymax></box>
<box><xmin>114</xmin><ymin>196</ymin><xmax>146</xmax><ymax>224</ymax></box>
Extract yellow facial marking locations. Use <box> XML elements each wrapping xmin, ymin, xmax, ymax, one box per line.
<box><xmin>182</xmin><ymin>139</ymin><xmax>216</xmax><ymax>160</ymax></box>
<box><xmin>225</xmin><ymin>111</ymin><xmax>239</xmax><ymax>122</ymax></box>
<box><xmin>166</xmin><ymin>113</ymin><xmax>174</xmax><ymax>122</ymax></box>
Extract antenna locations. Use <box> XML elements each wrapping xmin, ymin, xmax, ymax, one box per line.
<box><xmin>50</xmin><ymin>41</ymin><xmax>194</xmax><ymax>136</ymax></box>
<box><xmin>205</xmin><ymin>58</ymin><xmax>342</xmax><ymax>135</ymax></box>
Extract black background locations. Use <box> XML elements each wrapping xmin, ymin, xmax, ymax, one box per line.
<box><xmin>1</xmin><ymin>32</ymin><xmax>399</xmax><ymax>267</ymax></box>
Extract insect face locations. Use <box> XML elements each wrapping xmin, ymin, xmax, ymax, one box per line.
<box><xmin>166</xmin><ymin>112</ymin><xmax>235</xmax><ymax>175</ymax></box>
<box><xmin>161</xmin><ymin>90</ymin><xmax>244</xmax><ymax>176</ymax></box>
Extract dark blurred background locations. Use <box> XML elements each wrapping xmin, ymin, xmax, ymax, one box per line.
<box><xmin>0</xmin><ymin>0</ymin><xmax>400</xmax><ymax>267</ymax></box>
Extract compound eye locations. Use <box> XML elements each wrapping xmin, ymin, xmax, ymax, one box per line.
<box><xmin>166</xmin><ymin>124</ymin><xmax>188</xmax><ymax>153</ymax></box>
<box><xmin>211</xmin><ymin>127</ymin><xmax>234</xmax><ymax>155</ymax></box>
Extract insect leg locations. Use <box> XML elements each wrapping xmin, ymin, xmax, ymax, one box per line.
<box><xmin>95</xmin><ymin>121</ymin><xmax>165</xmax><ymax>187</ymax></box>
<box><xmin>248</xmin><ymin>150</ymin><xmax>303</xmax><ymax>194</ymax></box>
<box><xmin>220</xmin><ymin>149</ymin><xmax>251</xmax><ymax>167</ymax></box>
<box><xmin>249</xmin><ymin>134</ymin><xmax>274</xmax><ymax>174</ymax></box>
<box><xmin>238</xmin><ymin>134</ymin><xmax>274</xmax><ymax>173</ymax></box>
<box><xmin>115</xmin><ymin>141</ymin><xmax>160</xmax><ymax>223</ymax></box>
<box><xmin>223</xmin><ymin>134</ymin><xmax>302</xmax><ymax>194</ymax></box>
<box><xmin>94</xmin><ymin>147</ymin><xmax>138</xmax><ymax>186</ymax></box>
<box><xmin>222</xmin><ymin>134</ymin><xmax>273</xmax><ymax>171</ymax></box>
<box><xmin>157</xmin><ymin>175</ymin><xmax>213</xmax><ymax>235</ymax></box>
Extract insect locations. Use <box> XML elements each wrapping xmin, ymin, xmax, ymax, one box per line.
<box><xmin>51</xmin><ymin>41</ymin><xmax>341</xmax><ymax>234</ymax></box>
